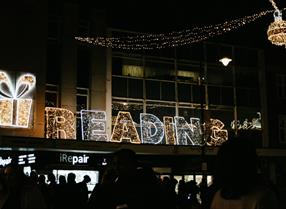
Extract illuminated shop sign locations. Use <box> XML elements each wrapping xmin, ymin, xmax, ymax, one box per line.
<box><xmin>0</xmin><ymin>156</ymin><xmax>12</xmax><ymax>167</ymax></box>
<box><xmin>0</xmin><ymin>71</ymin><xmax>36</xmax><ymax>128</ymax></box>
<box><xmin>45</xmin><ymin>108</ymin><xmax>228</xmax><ymax>146</ymax></box>
<box><xmin>18</xmin><ymin>153</ymin><xmax>36</xmax><ymax>165</ymax></box>
<box><xmin>230</xmin><ymin>112</ymin><xmax>261</xmax><ymax>130</ymax></box>
<box><xmin>59</xmin><ymin>153</ymin><xmax>89</xmax><ymax>165</ymax></box>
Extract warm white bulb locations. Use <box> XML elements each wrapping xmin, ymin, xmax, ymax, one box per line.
<box><xmin>219</xmin><ymin>57</ymin><xmax>232</xmax><ymax>66</ymax></box>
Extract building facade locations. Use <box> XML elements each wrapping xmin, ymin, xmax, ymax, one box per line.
<box><xmin>0</xmin><ymin>0</ymin><xmax>286</xmax><ymax>191</ymax></box>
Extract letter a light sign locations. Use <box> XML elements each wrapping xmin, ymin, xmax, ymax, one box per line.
<box><xmin>0</xmin><ymin>71</ymin><xmax>36</xmax><ymax>128</ymax></box>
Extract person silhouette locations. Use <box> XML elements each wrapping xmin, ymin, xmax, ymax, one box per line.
<box><xmin>1</xmin><ymin>166</ymin><xmax>47</xmax><ymax>209</ymax></box>
<box><xmin>210</xmin><ymin>135</ymin><xmax>279</xmax><ymax>209</ymax></box>
<box><xmin>78</xmin><ymin>174</ymin><xmax>91</xmax><ymax>205</ymax></box>
<box><xmin>87</xmin><ymin>148</ymin><xmax>164</xmax><ymax>209</ymax></box>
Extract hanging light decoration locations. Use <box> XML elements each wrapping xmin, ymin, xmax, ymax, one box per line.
<box><xmin>267</xmin><ymin>0</ymin><xmax>286</xmax><ymax>47</ymax></box>
<box><xmin>75</xmin><ymin>9</ymin><xmax>277</xmax><ymax>50</ymax></box>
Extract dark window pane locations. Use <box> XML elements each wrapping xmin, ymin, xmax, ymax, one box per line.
<box><xmin>47</xmin><ymin>44</ymin><xmax>61</xmax><ymax>84</ymax></box>
<box><xmin>248</xmin><ymin>89</ymin><xmax>260</xmax><ymax>107</ymax></box>
<box><xmin>236</xmin><ymin>70</ymin><xmax>259</xmax><ymax>88</ymax></box>
<box><xmin>77</xmin><ymin>47</ymin><xmax>90</xmax><ymax>87</ymax></box>
<box><xmin>77</xmin><ymin>95</ymin><xmax>88</xmax><ymax>112</ymax></box>
<box><xmin>45</xmin><ymin>92</ymin><xmax>58</xmax><ymax>107</ymax></box>
<box><xmin>162</xmin><ymin>82</ymin><xmax>175</xmax><ymax>101</ymax></box>
<box><xmin>112</xmin><ymin>77</ymin><xmax>127</xmax><ymax>97</ymax></box>
<box><xmin>112</xmin><ymin>57</ymin><xmax>123</xmax><ymax>75</ymax></box>
<box><xmin>48</xmin><ymin>19</ymin><xmax>60</xmax><ymax>40</ymax></box>
<box><xmin>237</xmin><ymin>88</ymin><xmax>260</xmax><ymax>107</ymax></box>
<box><xmin>236</xmin><ymin>88</ymin><xmax>248</xmax><ymax>106</ymax></box>
<box><xmin>178</xmin><ymin>83</ymin><xmax>191</xmax><ymax>102</ymax></box>
<box><xmin>235</xmin><ymin>48</ymin><xmax>258</xmax><ymax>67</ymax></box>
<box><xmin>128</xmin><ymin>78</ymin><xmax>143</xmax><ymax>99</ymax></box>
<box><xmin>76</xmin><ymin>117</ymin><xmax>82</xmax><ymax>140</ymax></box>
<box><xmin>208</xmin><ymin>86</ymin><xmax>221</xmax><ymax>105</ymax></box>
<box><xmin>221</xmin><ymin>87</ymin><xmax>234</xmax><ymax>105</ymax></box>
<box><xmin>193</xmin><ymin>85</ymin><xmax>204</xmax><ymax>104</ymax></box>
<box><xmin>146</xmin><ymin>80</ymin><xmax>160</xmax><ymax>100</ymax></box>
<box><xmin>206</xmin><ymin>44</ymin><xmax>219</xmax><ymax>63</ymax></box>
<box><xmin>145</xmin><ymin>61</ymin><xmax>175</xmax><ymax>80</ymax></box>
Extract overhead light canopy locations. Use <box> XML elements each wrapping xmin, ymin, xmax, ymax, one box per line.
<box><xmin>219</xmin><ymin>57</ymin><xmax>232</xmax><ymax>66</ymax></box>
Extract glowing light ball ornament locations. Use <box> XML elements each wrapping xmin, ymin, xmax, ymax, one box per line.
<box><xmin>267</xmin><ymin>9</ymin><xmax>286</xmax><ymax>47</ymax></box>
<box><xmin>267</xmin><ymin>0</ymin><xmax>286</xmax><ymax>47</ymax></box>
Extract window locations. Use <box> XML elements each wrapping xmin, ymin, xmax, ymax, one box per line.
<box><xmin>146</xmin><ymin>80</ymin><xmax>160</xmax><ymax>100</ymax></box>
<box><xmin>208</xmin><ymin>86</ymin><xmax>221</xmax><ymax>105</ymax></box>
<box><xmin>47</xmin><ymin>43</ymin><xmax>61</xmax><ymax>84</ymax></box>
<box><xmin>279</xmin><ymin>115</ymin><xmax>286</xmax><ymax>143</ymax></box>
<box><xmin>112</xmin><ymin>57</ymin><xmax>143</xmax><ymax>76</ymax></box>
<box><xmin>77</xmin><ymin>46</ymin><xmax>90</xmax><ymax>88</ymax></box>
<box><xmin>48</xmin><ymin>16</ymin><xmax>61</xmax><ymax>41</ymax></box>
<box><xmin>78</xmin><ymin>19</ymin><xmax>90</xmax><ymax>36</ymax></box>
<box><xmin>76</xmin><ymin>87</ymin><xmax>89</xmax><ymax>114</ymax></box>
<box><xmin>145</xmin><ymin>60</ymin><xmax>175</xmax><ymax>80</ymax></box>
<box><xmin>146</xmin><ymin>80</ymin><xmax>175</xmax><ymax>101</ymax></box>
<box><xmin>122</xmin><ymin>65</ymin><xmax>144</xmax><ymax>77</ymax></box>
<box><xmin>277</xmin><ymin>74</ymin><xmax>286</xmax><ymax>99</ymax></box>
<box><xmin>112</xmin><ymin>77</ymin><xmax>143</xmax><ymax>99</ymax></box>
<box><xmin>128</xmin><ymin>78</ymin><xmax>143</xmax><ymax>99</ymax></box>
<box><xmin>45</xmin><ymin>84</ymin><xmax>59</xmax><ymax>107</ymax></box>
<box><xmin>161</xmin><ymin>82</ymin><xmax>175</xmax><ymax>101</ymax></box>
<box><xmin>237</xmin><ymin>88</ymin><xmax>260</xmax><ymax>107</ymax></box>
<box><xmin>234</xmin><ymin>48</ymin><xmax>258</xmax><ymax>67</ymax></box>
<box><xmin>208</xmin><ymin>86</ymin><xmax>233</xmax><ymax>106</ymax></box>
<box><xmin>178</xmin><ymin>83</ymin><xmax>191</xmax><ymax>102</ymax></box>
<box><xmin>112</xmin><ymin>77</ymin><xmax>128</xmax><ymax>97</ymax></box>
<box><xmin>76</xmin><ymin>87</ymin><xmax>89</xmax><ymax>140</ymax></box>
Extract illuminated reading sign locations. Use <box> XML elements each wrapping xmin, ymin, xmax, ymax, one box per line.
<box><xmin>45</xmin><ymin>107</ymin><xmax>76</xmax><ymax>139</ymax></box>
<box><xmin>206</xmin><ymin>119</ymin><xmax>228</xmax><ymax>146</ymax></box>
<box><xmin>45</xmin><ymin>108</ymin><xmax>228</xmax><ymax>145</ymax></box>
<box><xmin>0</xmin><ymin>71</ymin><xmax>36</xmax><ymax>128</ymax></box>
<box><xmin>81</xmin><ymin>110</ymin><xmax>108</xmax><ymax>141</ymax></box>
<box><xmin>111</xmin><ymin>111</ymin><xmax>141</xmax><ymax>143</ymax></box>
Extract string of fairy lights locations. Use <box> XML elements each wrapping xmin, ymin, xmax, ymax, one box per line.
<box><xmin>75</xmin><ymin>6</ymin><xmax>286</xmax><ymax>50</ymax></box>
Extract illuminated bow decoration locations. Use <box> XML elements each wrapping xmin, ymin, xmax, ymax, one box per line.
<box><xmin>0</xmin><ymin>71</ymin><xmax>36</xmax><ymax>99</ymax></box>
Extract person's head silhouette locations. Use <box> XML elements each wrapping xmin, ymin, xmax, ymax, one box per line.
<box><xmin>112</xmin><ymin>148</ymin><xmax>137</xmax><ymax>178</ymax></box>
<box><xmin>215</xmin><ymin>135</ymin><xmax>258</xmax><ymax>199</ymax></box>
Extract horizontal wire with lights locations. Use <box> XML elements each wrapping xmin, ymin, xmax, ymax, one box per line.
<box><xmin>75</xmin><ymin>8</ymin><xmax>285</xmax><ymax>50</ymax></box>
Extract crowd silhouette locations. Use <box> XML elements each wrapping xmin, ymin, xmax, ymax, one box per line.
<box><xmin>0</xmin><ymin>140</ymin><xmax>282</xmax><ymax>209</ymax></box>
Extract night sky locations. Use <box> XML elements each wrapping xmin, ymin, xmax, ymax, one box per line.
<box><xmin>92</xmin><ymin>0</ymin><xmax>286</xmax><ymax>49</ymax></box>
